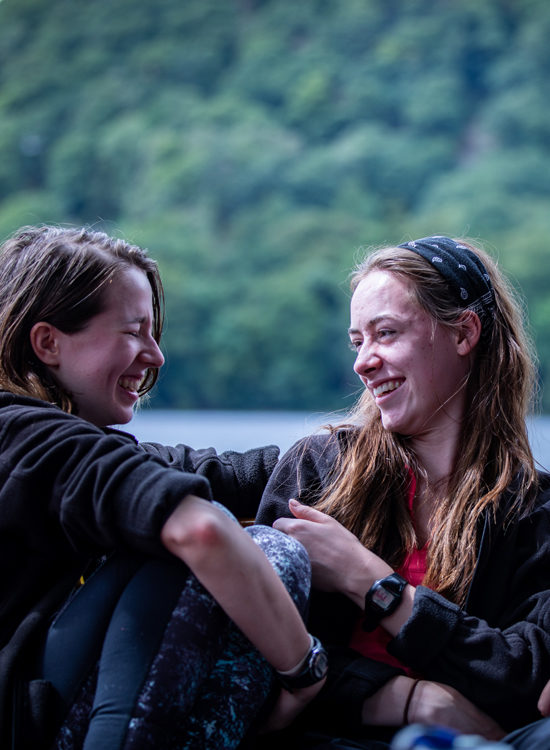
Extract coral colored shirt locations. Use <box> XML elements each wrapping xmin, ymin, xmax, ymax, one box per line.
<box><xmin>349</xmin><ymin>473</ymin><xmax>427</xmax><ymax>674</ymax></box>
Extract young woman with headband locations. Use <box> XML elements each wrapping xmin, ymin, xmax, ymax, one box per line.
<box><xmin>257</xmin><ymin>236</ymin><xmax>550</xmax><ymax>749</ymax></box>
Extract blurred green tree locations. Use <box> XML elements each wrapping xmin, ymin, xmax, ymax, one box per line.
<box><xmin>1</xmin><ymin>0</ymin><xmax>550</xmax><ymax>410</ymax></box>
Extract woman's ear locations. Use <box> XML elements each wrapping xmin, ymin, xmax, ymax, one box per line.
<box><xmin>30</xmin><ymin>322</ymin><xmax>62</xmax><ymax>366</ymax></box>
<box><xmin>456</xmin><ymin>310</ymin><xmax>482</xmax><ymax>356</ymax></box>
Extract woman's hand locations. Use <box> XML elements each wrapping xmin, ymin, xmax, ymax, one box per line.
<box><xmin>273</xmin><ymin>499</ymin><xmax>392</xmax><ymax>604</ymax></box>
<box><xmin>362</xmin><ymin>676</ymin><xmax>505</xmax><ymax>740</ymax></box>
<box><xmin>408</xmin><ymin>679</ymin><xmax>505</xmax><ymax>740</ymax></box>
<box><xmin>260</xmin><ymin>679</ymin><xmax>326</xmax><ymax>734</ymax></box>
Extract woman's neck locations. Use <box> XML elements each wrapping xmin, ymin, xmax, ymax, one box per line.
<box><xmin>412</xmin><ymin>474</ymin><xmax>447</xmax><ymax>546</ymax></box>
<box><xmin>410</xmin><ymin>424</ymin><xmax>459</xmax><ymax>485</ymax></box>
<box><xmin>409</xmin><ymin>429</ymin><xmax>459</xmax><ymax>546</ymax></box>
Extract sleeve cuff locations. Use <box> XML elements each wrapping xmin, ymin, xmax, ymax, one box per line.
<box><xmin>387</xmin><ymin>585</ymin><xmax>461</xmax><ymax>670</ymax></box>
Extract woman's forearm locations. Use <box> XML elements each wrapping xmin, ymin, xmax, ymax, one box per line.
<box><xmin>362</xmin><ymin>677</ymin><xmax>505</xmax><ymax>740</ymax></box>
<box><xmin>161</xmin><ymin>494</ymin><xmax>313</xmax><ymax>672</ymax></box>
<box><xmin>361</xmin><ymin>675</ymin><xmax>414</xmax><ymax>726</ymax></box>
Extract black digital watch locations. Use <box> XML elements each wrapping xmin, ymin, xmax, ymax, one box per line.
<box><xmin>362</xmin><ymin>572</ymin><xmax>408</xmax><ymax>632</ymax></box>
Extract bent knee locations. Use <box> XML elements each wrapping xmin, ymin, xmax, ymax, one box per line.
<box><xmin>247</xmin><ymin>524</ymin><xmax>309</xmax><ymax>562</ymax></box>
<box><xmin>246</xmin><ymin>525</ymin><xmax>311</xmax><ymax>611</ymax></box>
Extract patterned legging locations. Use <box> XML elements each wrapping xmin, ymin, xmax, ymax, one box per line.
<box><xmin>47</xmin><ymin>518</ymin><xmax>310</xmax><ymax>750</ymax></box>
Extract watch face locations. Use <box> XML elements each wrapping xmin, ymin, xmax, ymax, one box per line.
<box><xmin>310</xmin><ymin>647</ymin><xmax>329</xmax><ymax>679</ymax></box>
<box><xmin>371</xmin><ymin>585</ymin><xmax>395</xmax><ymax>611</ymax></box>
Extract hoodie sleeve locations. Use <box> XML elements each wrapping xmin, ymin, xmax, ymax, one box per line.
<box><xmin>140</xmin><ymin>441</ymin><xmax>280</xmax><ymax>519</ymax></box>
<box><xmin>386</xmin><ymin>491</ymin><xmax>550</xmax><ymax>732</ymax></box>
<box><xmin>0</xmin><ymin>405</ymin><xmax>213</xmax><ymax>557</ymax></box>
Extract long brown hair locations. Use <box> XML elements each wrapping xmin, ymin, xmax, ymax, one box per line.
<box><xmin>314</xmin><ymin>240</ymin><xmax>538</xmax><ymax>604</ymax></box>
<box><xmin>0</xmin><ymin>225</ymin><xmax>165</xmax><ymax>414</ymax></box>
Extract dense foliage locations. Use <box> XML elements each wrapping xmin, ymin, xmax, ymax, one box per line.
<box><xmin>1</xmin><ymin>0</ymin><xmax>550</xmax><ymax>410</ymax></box>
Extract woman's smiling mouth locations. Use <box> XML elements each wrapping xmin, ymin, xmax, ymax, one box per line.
<box><xmin>373</xmin><ymin>379</ymin><xmax>403</xmax><ymax>398</ymax></box>
<box><xmin>118</xmin><ymin>376</ymin><xmax>142</xmax><ymax>394</ymax></box>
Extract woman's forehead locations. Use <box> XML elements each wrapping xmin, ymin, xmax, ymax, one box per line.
<box><xmin>352</xmin><ymin>271</ymin><xmax>417</xmax><ymax>307</ymax></box>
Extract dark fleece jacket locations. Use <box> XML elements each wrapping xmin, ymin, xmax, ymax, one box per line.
<box><xmin>0</xmin><ymin>391</ymin><xmax>279</xmax><ymax>747</ymax></box>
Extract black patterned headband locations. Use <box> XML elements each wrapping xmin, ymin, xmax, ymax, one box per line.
<box><xmin>397</xmin><ymin>236</ymin><xmax>496</xmax><ymax>330</ymax></box>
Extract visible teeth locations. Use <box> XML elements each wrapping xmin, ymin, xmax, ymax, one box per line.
<box><xmin>119</xmin><ymin>377</ymin><xmax>141</xmax><ymax>392</ymax></box>
<box><xmin>373</xmin><ymin>380</ymin><xmax>402</xmax><ymax>398</ymax></box>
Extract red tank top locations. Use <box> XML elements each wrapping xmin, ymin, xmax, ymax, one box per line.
<box><xmin>348</xmin><ymin>473</ymin><xmax>427</xmax><ymax>674</ymax></box>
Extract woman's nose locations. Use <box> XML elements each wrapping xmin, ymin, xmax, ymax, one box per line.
<box><xmin>353</xmin><ymin>344</ymin><xmax>382</xmax><ymax>378</ymax></box>
<box><xmin>142</xmin><ymin>337</ymin><xmax>165</xmax><ymax>368</ymax></box>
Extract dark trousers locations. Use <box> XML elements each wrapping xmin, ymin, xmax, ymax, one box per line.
<box><xmin>39</xmin><ymin>522</ymin><xmax>310</xmax><ymax>749</ymax></box>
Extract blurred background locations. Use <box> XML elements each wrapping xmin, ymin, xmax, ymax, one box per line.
<box><xmin>1</xmin><ymin>0</ymin><xmax>550</xmax><ymax>454</ymax></box>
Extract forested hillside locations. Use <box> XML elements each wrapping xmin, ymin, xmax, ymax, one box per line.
<box><xmin>1</xmin><ymin>0</ymin><xmax>550</xmax><ymax>410</ymax></box>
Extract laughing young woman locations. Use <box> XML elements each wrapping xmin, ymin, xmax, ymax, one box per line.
<box><xmin>256</xmin><ymin>236</ymin><xmax>550</xmax><ymax>749</ymax></box>
<box><xmin>0</xmin><ymin>225</ymin><xmax>327</xmax><ymax>750</ymax></box>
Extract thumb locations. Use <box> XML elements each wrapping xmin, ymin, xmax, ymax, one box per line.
<box><xmin>538</xmin><ymin>680</ymin><xmax>550</xmax><ymax>716</ymax></box>
<box><xmin>289</xmin><ymin>498</ymin><xmax>328</xmax><ymax>522</ymax></box>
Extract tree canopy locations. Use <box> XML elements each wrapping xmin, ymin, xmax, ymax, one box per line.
<box><xmin>1</xmin><ymin>0</ymin><xmax>550</xmax><ymax>410</ymax></box>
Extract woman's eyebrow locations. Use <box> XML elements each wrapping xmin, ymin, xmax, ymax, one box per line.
<box><xmin>348</xmin><ymin>315</ymin><xmax>395</xmax><ymax>335</ymax></box>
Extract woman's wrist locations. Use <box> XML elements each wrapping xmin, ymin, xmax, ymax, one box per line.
<box><xmin>276</xmin><ymin>635</ymin><xmax>329</xmax><ymax>692</ymax></box>
<box><xmin>277</xmin><ymin>634</ymin><xmax>314</xmax><ymax>677</ymax></box>
<box><xmin>345</xmin><ymin>550</ymin><xmax>393</xmax><ymax>607</ymax></box>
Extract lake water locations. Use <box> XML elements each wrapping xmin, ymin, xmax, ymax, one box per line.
<box><xmin>124</xmin><ymin>410</ymin><xmax>332</xmax><ymax>454</ymax></box>
<box><xmin>123</xmin><ymin>409</ymin><xmax>550</xmax><ymax>471</ymax></box>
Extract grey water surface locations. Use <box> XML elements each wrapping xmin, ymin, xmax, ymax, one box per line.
<box><xmin>123</xmin><ymin>410</ymin><xmax>550</xmax><ymax>472</ymax></box>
